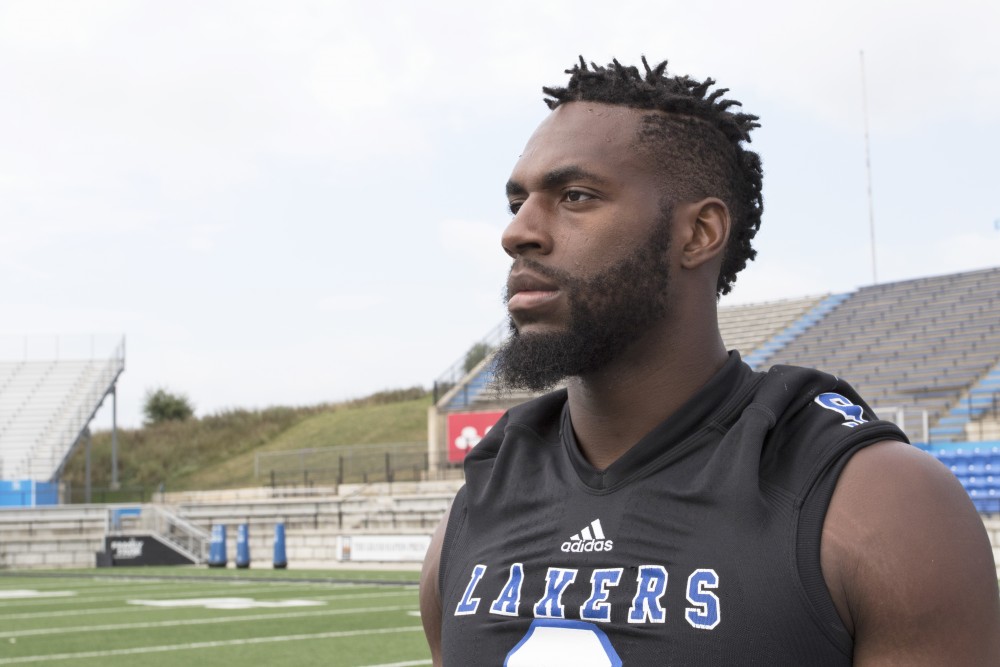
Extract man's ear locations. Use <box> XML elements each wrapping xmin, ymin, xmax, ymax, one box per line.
<box><xmin>679</xmin><ymin>198</ymin><xmax>730</xmax><ymax>270</ymax></box>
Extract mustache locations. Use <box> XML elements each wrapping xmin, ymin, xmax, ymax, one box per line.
<box><xmin>503</xmin><ymin>259</ymin><xmax>575</xmax><ymax>304</ymax></box>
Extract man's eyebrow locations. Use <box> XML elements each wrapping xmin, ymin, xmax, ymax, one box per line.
<box><xmin>506</xmin><ymin>179</ymin><xmax>526</xmax><ymax>197</ymax></box>
<box><xmin>505</xmin><ymin>165</ymin><xmax>609</xmax><ymax>198</ymax></box>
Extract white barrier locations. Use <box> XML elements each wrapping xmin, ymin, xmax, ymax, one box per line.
<box><xmin>335</xmin><ymin>534</ymin><xmax>431</xmax><ymax>562</ymax></box>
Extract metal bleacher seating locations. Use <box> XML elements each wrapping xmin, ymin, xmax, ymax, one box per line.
<box><xmin>934</xmin><ymin>445</ymin><xmax>1000</xmax><ymax>513</ymax></box>
<box><xmin>718</xmin><ymin>294</ymin><xmax>827</xmax><ymax>359</ymax></box>
<box><xmin>0</xmin><ymin>338</ymin><xmax>125</xmax><ymax>483</ymax></box>
<box><xmin>763</xmin><ymin>267</ymin><xmax>1000</xmax><ymax>444</ymax></box>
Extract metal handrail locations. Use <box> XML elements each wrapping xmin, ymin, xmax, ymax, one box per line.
<box><xmin>432</xmin><ymin>320</ymin><xmax>509</xmax><ymax>402</ymax></box>
<box><xmin>135</xmin><ymin>504</ymin><xmax>211</xmax><ymax>563</ymax></box>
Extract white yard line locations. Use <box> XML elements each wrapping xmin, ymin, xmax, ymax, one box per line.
<box><xmin>0</xmin><ymin>605</ymin><xmax>415</xmax><ymax>638</ymax></box>
<box><xmin>0</xmin><ymin>589</ymin><xmax>413</xmax><ymax>622</ymax></box>
<box><xmin>0</xmin><ymin>606</ymin><xmax>161</xmax><ymax>622</ymax></box>
<box><xmin>0</xmin><ymin>625</ymin><xmax>424</xmax><ymax>665</ymax></box>
<box><xmin>310</xmin><ymin>590</ymin><xmax>417</xmax><ymax>602</ymax></box>
<box><xmin>0</xmin><ymin>582</ymin><xmax>386</xmax><ymax>608</ymax></box>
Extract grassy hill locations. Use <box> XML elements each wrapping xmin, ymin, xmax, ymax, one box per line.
<box><xmin>61</xmin><ymin>388</ymin><xmax>431</xmax><ymax>501</ymax></box>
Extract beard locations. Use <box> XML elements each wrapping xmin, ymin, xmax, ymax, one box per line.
<box><xmin>492</xmin><ymin>211</ymin><xmax>673</xmax><ymax>393</ymax></box>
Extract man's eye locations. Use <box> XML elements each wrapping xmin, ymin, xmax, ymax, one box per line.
<box><xmin>508</xmin><ymin>201</ymin><xmax>523</xmax><ymax>215</ymax></box>
<box><xmin>565</xmin><ymin>190</ymin><xmax>593</xmax><ymax>203</ymax></box>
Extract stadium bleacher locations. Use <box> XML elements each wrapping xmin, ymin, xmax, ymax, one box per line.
<box><xmin>928</xmin><ymin>443</ymin><xmax>1000</xmax><ymax>514</ymax></box>
<box><xmin>0</xmin><ymin>337</ymin><xmax>124</xmax><ymax>491</ymax></box>
<box><xmin>764</xmin><ymin>267</ymin><xmax>1000</xmax><ymax>443</ymax></box>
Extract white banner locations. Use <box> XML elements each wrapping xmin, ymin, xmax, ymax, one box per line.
<box><xmin>336</xmin><ymin>534</ymin><xmax>431</xmax><ymax>562</ymax></box>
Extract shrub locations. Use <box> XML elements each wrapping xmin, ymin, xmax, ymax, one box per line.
<box><xmin>143</xmin><ymin>387</ymin><xmax>194</xmax><ymax>425</ymax></box>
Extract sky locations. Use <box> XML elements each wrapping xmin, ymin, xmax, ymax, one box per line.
<box><xmin>1</xmin><ymin>0</ymin><xmax>998</xmax><ymax>429</ymax></box>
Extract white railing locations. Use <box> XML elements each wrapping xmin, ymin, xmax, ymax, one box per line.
<box><xmin>37</xmin><ymin>339</ymin><xmax>125</xmax><ymax>478</ymax></box>
<box><xmin>0</xmin><ymin>336</ymin><xmax>125</xmax><ymax>481</ymax></box>
<box><xmin>126</xmin><ymin>505</ymin><xmax>211</xmax><ymax>563</ymax></box>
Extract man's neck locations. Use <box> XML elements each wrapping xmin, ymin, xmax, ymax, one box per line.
<box><xmin>565</xmin><ymin>323</ymin><xmax>728</xmax><ymax>471</ymax></box>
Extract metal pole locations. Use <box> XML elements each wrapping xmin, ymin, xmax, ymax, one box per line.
<box><xmin>860</xmin><ymin>50</ymin><xmax>878</xmax><ymax>285</ymax></box>
<box><xmin>111</xmin><ymin>385</ymin><xmax>119</xmax><ymax>490</ymax></box>
<box><xmin>84</xmin><ymin>429</ymin><xmax>92</xmax><ymax>504</ymax></box>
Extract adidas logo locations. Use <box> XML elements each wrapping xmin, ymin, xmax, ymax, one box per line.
<box><xmin>561</xmin><ymin>519</ymin><xmax>614</xmax><ymax>553</ymax></box>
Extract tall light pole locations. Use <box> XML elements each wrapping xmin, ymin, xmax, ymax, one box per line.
<box><xmin>860</xmin><ymin>50</ymin><xmax>878</xmax><ymax>285</ymax></box>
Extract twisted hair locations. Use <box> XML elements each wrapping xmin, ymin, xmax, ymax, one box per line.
<box><xmin>542</xmin><ymin>56</ymin><xmax>764</xmax><ymax>297</ymax></box>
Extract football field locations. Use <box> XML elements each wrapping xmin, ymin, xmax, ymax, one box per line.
<box><xmin>0</xmin><ymin>568</ymin><xmax>430</xmax><ymax>666</ymax></box>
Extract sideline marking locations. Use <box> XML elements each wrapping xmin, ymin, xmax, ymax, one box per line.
<box><xmin>0</xmin><ymin>583</ymin><xmax>375</xmax><ymax>608</ymax></box>
<box><xmin>128</xmin><ymin>597</ymin><xmax>324</xmax><ymax>609</ymax></box>
<box><xmin>0</xmin><ymin>588</ymin><xmax>413</xmax><ymax>622</ymax></box>
<box><xmin>0</xmin><ymin>605</ymin><xmax>414</xmax><ymax>639</ymax></box>
<box><xmin>0</xmin><ymin>625</ymin><xmax>424</xmax><ymax>664</ymax></box>
<box><xmin>0</xmin><ymin>591</ymin><xmax>75</xmax><ymax>600</ymax></box>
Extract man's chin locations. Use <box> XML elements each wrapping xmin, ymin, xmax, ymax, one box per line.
<box><xmin>492</xmin><ymin>331</ymin><xmax>573</xmax><ymax>394</ymax></box>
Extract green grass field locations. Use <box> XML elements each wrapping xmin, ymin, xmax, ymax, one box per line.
<box><xmin>0</xmin><ymin>568</ymin><xmax>430</xmax><ymax>666</ymax></box>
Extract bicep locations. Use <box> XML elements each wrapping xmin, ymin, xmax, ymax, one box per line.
<box><xmin>420</xmin><ymin>501</ymin><xmax>452</xmax><ymax>667</ymax></box>
<box><xmin>822</xmin><ymin>441</ymin><xmax>1000</xmax><ymax>665</ymax></box>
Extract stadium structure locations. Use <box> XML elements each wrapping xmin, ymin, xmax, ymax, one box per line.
<box><xmin>0</xmin><ymin>336</ymin><xmax>125</xmax><ymax>506</ymax></box>
<box><xmin>0</xmin><ymin>268</ymin><xmax>998</xmax><ymax>574</ymax></box>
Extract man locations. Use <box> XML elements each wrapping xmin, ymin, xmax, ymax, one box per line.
<box><xmin>420</xmin><ymin>57</ymin><xmax>1000</xmax><ymax>665</ymax></box>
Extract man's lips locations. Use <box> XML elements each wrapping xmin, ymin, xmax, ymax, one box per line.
<box><xmin>507</xmin><ymin>271</ymin><xmax>561</xmax><ymax>313</ymax></box>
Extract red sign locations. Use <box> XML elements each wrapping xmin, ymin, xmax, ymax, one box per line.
<box><xmin>447</xmin><ymin>411</ymin><xmax>505</xmax><ymax>463</ymax></box>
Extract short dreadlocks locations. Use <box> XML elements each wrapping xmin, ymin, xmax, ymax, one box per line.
<box><xmin>542</xmin><ymin>56</ymin><xmax>764</xmax><ymax>297</ymax></box>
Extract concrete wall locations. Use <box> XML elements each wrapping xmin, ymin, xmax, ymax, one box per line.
<box><xmin>0</xmin><ymin>482</ymin><xmax>464</xmax><ymax>570</ymax></box>
<box><xmin>5</xmin><ymin>491</ymin><xmax>997</xmax><ymax>575</ymax></box>
<box><xmin>0</xmin><ymin>505</ymin><xmax>109</xmax><ymax>569</ymax></box>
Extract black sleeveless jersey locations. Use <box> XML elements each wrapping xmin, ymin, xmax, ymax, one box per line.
<box><xmin>438</xmin><ymin>353</ymin><xmax>907</xmax><ymax>666</ymax></box>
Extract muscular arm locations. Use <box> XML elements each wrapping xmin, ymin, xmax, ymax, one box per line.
<box><xmin>822</xmin><ymin>441</ymin><xmax>1000</xmax><ymax>665</ymax></box>
<box><xmin>420</xmin><ymin>502</ymin><xmax>451</xmax><ymax>667</ymax></box>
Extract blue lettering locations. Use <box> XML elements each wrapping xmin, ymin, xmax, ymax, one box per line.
<box><xmin>628</xmin><ymin>565</ymin><xmax>668</xmax><ymax>623</ymax></box>
<box><xmin>815</xmin><ymin>392</ymin><xmax>867</xmax><ymax>427</ymax></box>
<box><xmin>533</xmin><ymin>567</ymin><xmax>578</xmax><ymax>618</ymax></box>
<box><xmin>455</xmin><ymin>564</ymin><xmax>487</xmax><ymax>616</ymax></box>
<box><xmin>491</xmin><ymin>563</ymin><xmax>525</xmax><ymax>616</ymax></box>
<box><xmin>580</xmin><ymin>568</ymin><xmax>622</xmax><ymax>623</ymax></box>
<box><xmin>685</xmin><ymin>569</ymin><xmax>720</xmax><ymax>629</ymax></box>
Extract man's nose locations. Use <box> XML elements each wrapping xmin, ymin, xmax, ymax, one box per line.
<box><xmin>501</xmin><ymin>197</ymin><xmax>553</xmax><ymax>259</ymax></box>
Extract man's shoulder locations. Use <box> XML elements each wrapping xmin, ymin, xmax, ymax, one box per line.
<box><xmin>823</xmin><ymin>440</ymin><xmax>1000</xmax><ymax>662</ymax></box>
<box><xmin>748</xmin><ymin>363</ymin><xmax>908</xmax><ymax>495</ymax></box>
<box><xmin>463</xmin><ymin>388</ymin><xmax>568</xmax><ymax>465</ymax></box>
<box><xmin>751</xmin><ymin>362</ymin><xmax>897</xmax><ymax>437</ymax></box>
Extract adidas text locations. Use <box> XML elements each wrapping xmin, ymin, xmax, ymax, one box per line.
<box><xmin>561</xmin><ymin>539</ymin><xmax>614</xmax><ymax>553</ymax></box>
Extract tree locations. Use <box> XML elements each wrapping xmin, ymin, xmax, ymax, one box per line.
<box><xmin>463</xmin><ymin>342</ymin><xmax>493</xmax><ymax>374</ymax></box>
<box><xmin>143</xmin><ymin>387</ymin><xmax>194</xmax><ymax>425</ymax></box>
